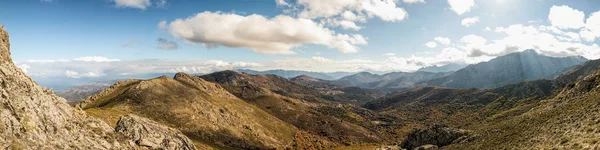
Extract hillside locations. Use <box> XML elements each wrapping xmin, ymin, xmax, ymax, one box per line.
<box><xmin>199</xmin><ymin>71</ymin><xmax>391</xmax><ymax>146</ymax></box>
<box><xmin>77</xmin><ymin>73</ymin><xmax>300</xmax><ymax>149</ymax></box>
<box><xmin>447</xmin><ymin>68</ymin><xmax>600</xmax><ymax>149</ymax></box>
<box><xmin>426</xmin><ymin>50</ymin><xmax>587</xmax><ymax>88</ymax></box>
<box><xmin>362</xmin><ymin>58</ymin><xmax>600</xmax><ymax>149</ymax></box>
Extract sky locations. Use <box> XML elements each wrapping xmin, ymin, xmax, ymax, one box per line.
<box><xmin>0</xmin><ymin>0</ymin><xmax>600</xmax><ymax>87</ymax></box>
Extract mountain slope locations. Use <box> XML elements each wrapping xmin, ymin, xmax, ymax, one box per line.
<box><xmin>448</xmin><ymin>69</ymin><xmax>600</xmax><ymax>149</ymax></box>
<box><xmin>78</xmin><ymin>73</ymin><xmax>299</xmax><ymax>149</ymax></box>
<box><xmin>426</xmin><ymin>50</ymin><xmax>587</xmax><ymax>88</ymax></box>
<box><xmin>417</xmin><ymin>63</ymin><xmax>467</xmax><ymax>73</ymax></box>
<box><xmin>200</xmin><ymin>71</ymin><xmax>390</xmax><ymax>146</ymax></box>
<box><xmin>0</xmin><ymin>25</ymin><xmax>195</xmax><ymax>149</ymax></box>
<box><xmin>339</xmin><ymin>71</ymin><xmax>453</xmax><ymax>91</ymax></box>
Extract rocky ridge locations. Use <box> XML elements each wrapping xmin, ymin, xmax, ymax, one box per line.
<box><xmin>0</xmin><ymin>25</ymin><xmax>195</xmax><ymax>149</ymax></box>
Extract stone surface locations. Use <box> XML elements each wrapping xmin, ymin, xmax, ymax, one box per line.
<box><xmin>401</xmin><ymin>125</ymin><xmax>474</xmax><ymax>150</ymax></box>
<box><xmin>115</xmin><ymin>114</ymin><xmax>196</xmax><ymax>150</ymax></box>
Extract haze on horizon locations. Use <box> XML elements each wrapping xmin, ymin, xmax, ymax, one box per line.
<box><xmin>1</xmin><ymin>0</ymin><xmax>599</xmax><ymax>88</ymax></box>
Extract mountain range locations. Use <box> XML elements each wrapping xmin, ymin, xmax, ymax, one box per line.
<box><xmin>338</xmin><ymin>50</ymin><xmax>587</xmax><ymax>92</ymax></box>
<box><xmin>236</xmin><ymin>69</ymin><xmax>355</xmax><ymax>80</ymax></box>
<box><xmin>4</xmin><ymin>26</ymin><xmax>600</xmax><ymax>149</ymax></box>
<box><xmin>425</xmin><ymin>50</ymin><xmax>587</xmax><ymax>88</ymax></box>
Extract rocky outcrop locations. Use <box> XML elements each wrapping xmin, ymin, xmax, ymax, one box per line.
<box><xmin>0</xmin><ymin>26</ymin><xmax>195</xmax><ymax>149</ymax></box>
<box><xmin>0</xmin><ymin>25</ymin><xmax>133</xmax><ymax>149</ymax></box>
<box><xmin>401</xmin><ymin>125</ymin><xmax>475</xmax><ymax>150</ymax></box>
<box><xmin>115</xmin><ymin>114</ymin><xmax>196</xmax><ymax>150</ymax></box>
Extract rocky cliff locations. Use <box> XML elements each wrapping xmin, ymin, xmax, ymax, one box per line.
<box><xmin>0</xmin><ymin>25</ymin><xmax>194</xmax><ymax>149</ymax></box>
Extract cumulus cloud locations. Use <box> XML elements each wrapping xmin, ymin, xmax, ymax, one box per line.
<box><xmin>157</xmin><ymin>38</ymin><xmax>179</xmax><ymax>50</ymax></box>
<box><xmin>448</xmin><ymin>0</ymin><xmax>475</xmax><ymax>15</ymax></box>
<box><xmin>580</xmin><ymin>11</ymin><xmax>600</xmax><ymax>42</ymax></box>
<box><xmin>548</xmin><ymin>5</ymin><xmax>585</xmax><ymax>29</ymax></box>
<box><xmin>461</xmin><ymin>16</ymin><xmax>479</xmax><ymax>27</ymax></box>
<box><xmin>461</xmin><ymin>24</ymin><xmax>600</xmax><ymax>59</ymax></box>
<box><xmin>425</xmin><ymin>41</ymin><xmax>438</xmax><ymax>48</ymax></box>
<box><xmin>383</xmin><ymin>53</ymin><xmax>396</xmax><ymax>56</ymax></box>
<box><xmin>163</xmin><ymin>11</ymin><xmax>367</xmax><ymax>54</ymax></box>
<box><xmin>434</xmin><ymin>37</ymin><xmax>452</xmax><ymax>46</ymax></box>
<box><xmin>278</xmin><ymin>0</ymin><xmax>407</xmax><ymax>31</ymax></box>
<box><xmin>289</xmin><ymin>0</ymin><xmax>407</xmax><ymax>22</ymax></box>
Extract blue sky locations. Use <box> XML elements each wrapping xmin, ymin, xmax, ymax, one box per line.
<box><xmin>1</xmin><ymin>0</ymin><xmax>599</xmax><ymax>88</ymax></box>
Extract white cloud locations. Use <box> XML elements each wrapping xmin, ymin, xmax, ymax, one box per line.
<box><xmin>65</xmin><ymin>70</ymin><xmax>80</xmax><ymax>78</ymax></box>
<box><xmin>580</xmin><ymin>11</ymin><xmax>600</xmax><ymax>42</ymax></box>
<box><xmin>113</xmin><ymin>0</ymin><xmax>151</xmax><ymax>9</ymax></box>
<box><xmin>461</xmin><ymin>16</ymin><xmax>479</xmax><ymax>27</ymax></box>
<box><xmin>74</xmin><ymin>56</ymin><xmax>120</xmax><ymax>62</ymax></box>
<box><xmin>276</xmin><ymin>0</ymin><xmax>291</xmax><ymax>7</ymax></box>
<box><xmin>548</xmin><ymin>5</ymin><xmax>585</xmax><ymax>29</ymax></box>
<box><xmin>425</xmin><ymin>41</ymin><xmax>438</xmax><ymax>48</ymax></box>
<box><xmin>164</xmin><ymin>11</ymin><xmax>367</xmax><ymax>54</ymax></box>
<box><xmin>384</xmin><ymin>53</ymin><xmax>396</xmax><ymax>56</ymax></box>
<box><xmin>279</xmin><ymin>0</ymin><xmax>407</xmax><ymax>31</ymax></box>
<box><xmin>403</xmin><ymin>0</ymin><xmax>425</xmax><ymax>4</ymax></box>
<box><xmin>448</xmin><ymin>0</ymin><xmax>475</xmax><ymax>15</ymax></box>
<box><xmin>323</xmin><ymin>19</ymin><xmax>362</xmax><ymax>30</ymax></box>
<box><xmin>17</xmin><ymin>64</ymin><xmax>30</xmax><ymax>73</ymax></box>
<box><xmin>360</xmin><ymin>0</ymin><xmax>408</xmax><ymax>22</ymax></box>
<box><xmin>469</xmin><ymin>24</ymin><xmax>600</xmax><ymax>59</ymax></box>
<box><xmin>64</xmin><ymin>70</ymin><xmax>105</xmax><ymax>79</ymax></box>
<box><xmin>434</xmin><ymin>37</ymin><xmax>452</xmax><ymax>46</ymax></box>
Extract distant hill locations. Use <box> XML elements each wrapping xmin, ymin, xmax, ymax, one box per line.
<box><xmin>339</xmin><ymin>71</ymin><xmax>453</xmax><ymax>92</ymax></box>
<box><xmin>417</xmin><ymin>63</ymin><xmax>467</xmax><ymax>73</ymax></box>
<box><xmin>425</xmin><ymin>50</ymin><xmax>587</xmax><ymax>88</ymax></box>
<box><xmin>56</xmin><ymin>82</ymin><xmax>112</xmax><ymax>105</ymax></box>
<box><xmin>237</xmin><ymin>69</ymin><xmax>337</xmax><ymax>80</ymax></box>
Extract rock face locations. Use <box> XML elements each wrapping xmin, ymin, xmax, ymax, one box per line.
<box><xmin>401</xmin><ymin>125</ymin><xmax>474</xmax><ymax>150</ymax></box>
<box><xmin>0</xmin><ymin>26</ymin><xmax>195</xmax><ymax>149</ymax></box>
<box><xmin>0</xmin><ymin>25</ymin><xmax>130</xmax><ymax>149</ymax></box>
<box><xmin>115</xmin><ymin>114</ymin><xmax>196</xmax><ymax>150</ymax></box>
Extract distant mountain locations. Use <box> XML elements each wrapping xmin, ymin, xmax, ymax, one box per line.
<box><xmin>425</xmin><ymin>50</ymin><xmax>587</xmax><ymax>88</ymax></box>
<box><xmin>55</xmin><ymin>82</ymin><xmax>112</xmax><ymax>105</ymax></box>
<box><xmin>236</xmin><ymin>69</ymin><xmax>337</xmax><ymax>80</ymax></box>
<box><xmin>339</xmin><ymin>71</ymin><xmax>453</xmax><ymax>92</ymax></box>
<box><xmin>417</xmin><ymin>63</ymin><xmax>467</xmax><ymax>73</ymax></box>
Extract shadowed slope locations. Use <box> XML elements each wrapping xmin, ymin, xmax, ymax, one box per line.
<box><xmin>200</xmin><ymin>71</ymin><xmax>389</xmax><ymax>147</ymax></box>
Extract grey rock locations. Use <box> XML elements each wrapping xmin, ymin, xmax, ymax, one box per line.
<box><xmin>115</xmin><ymin>114</ymin><xmax>196</xmax><ymax>150</ymax></box>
